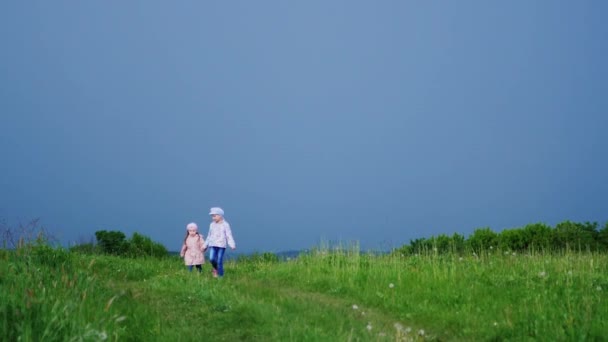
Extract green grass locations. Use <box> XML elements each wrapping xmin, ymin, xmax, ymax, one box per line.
<box><xmin>1</xmin><ymin>245</ymin><xmax>607</xmax><ymax>341</ymax></box>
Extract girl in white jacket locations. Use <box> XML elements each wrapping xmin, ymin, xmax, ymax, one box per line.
<box><xmin>203</xmin><ymin>207</ymin><xmax>236</xmax><ymax>277</ymax></box>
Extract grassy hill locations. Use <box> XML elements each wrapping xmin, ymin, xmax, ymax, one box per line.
<box><xmin>2</xmin><ymin>245</ymin><xmax>607</xmax><ymax>341</ymax></box>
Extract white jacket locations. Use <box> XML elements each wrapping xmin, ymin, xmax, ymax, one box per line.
<box><xmin>203</xmin><ymin>220</ymin><xmax>236</xmax><ymax>249</ymax></box>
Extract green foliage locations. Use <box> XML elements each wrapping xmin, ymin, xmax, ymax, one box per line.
<box><xmin>599</xmin><ymin>222</ymin><xmax>608</xmax><ymax>251</ymax></box>
<box><xmin>76</xmin><ymin>230</ymin><xmax>168</xmax><ymax>258</ymax></box>
<box><xmin>127</xmin><ymin>232</ymin><xmax>168</xmax><ymax>258</ymax></box>
<box><xmin>498</xmin><ymin>228</ymin><xmax>526</xmax><ymax>251</ymax></box>
<box><xmin>2</xmin><ymin>238</ymin><xmax>608</xmax><ymax>341</ymax></box>
<box><xmin>553</xmin><ymin>221</ymin><xmax>598</xmax><ymax>251</ymax></box>
<box><xmin>68</xmin><ymin>242</ymin><xmax>98</xmax><ymax>254</ymax></box>
<box><xmin>398</xmin><ymin>220</ymin><xmax>608</xmax><ymax>255</ymax></box>
<box><xmin>467</xmin><ymin>227</ymin><xmax>498</xmax><ymax>252</ymax></box>
<box><xmin>94</xmin><ymin>230</ymin><xmax>128</xmax><ymax>255</ymax></box>
<box><xmin>522</xmin><ymin>222</ymin><xmax>553</xmax><ymax>251</ymax></box>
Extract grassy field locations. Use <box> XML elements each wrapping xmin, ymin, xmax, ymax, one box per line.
<box><xmin>1</xmin><ymin>244</ymin><xmax>607</xmax><ymax>341</ymax></box>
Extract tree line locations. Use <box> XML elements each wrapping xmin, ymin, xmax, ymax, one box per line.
<box><xmin>394</xmin><ymin>220</ymin><xmax>608</xmax><ymax>255</ymax></box>
<box><xmin>69</xmin><ymin>230</ymin><xmax>168</xmax><ymax>258</ymax></box>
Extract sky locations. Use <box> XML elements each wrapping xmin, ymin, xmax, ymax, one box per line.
<box><xmin>1</xmin><ymin>1</ymin><xmax>607</xmax><ymax>253</ymax></box>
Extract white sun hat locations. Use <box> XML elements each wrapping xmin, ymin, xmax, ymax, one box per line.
<box><xmin>209</xmin><ymin>207</ymin><xmax>224</xmax><ymax>216</ymax></box>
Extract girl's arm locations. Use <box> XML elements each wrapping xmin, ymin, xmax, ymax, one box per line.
<box><xmin>203</xmin><ymin>225</ymin><xmax>212</xmax><ymax>249</ymax></box>
<box><xmin>199</xmin><ymin>235</ymin><xmax>206</xmax><ymax>263</ymax></box>
<box><xmin>198</xmin><ymin>235</ymin><xmax>205</xmax><ymax>251</ymax></box>
<box><xmin>180</xmin><ymin>243</ymin><xmax>187</xmax><ymax>257</ymax></box>
<box><xmin>225</xmin><ymin>223</ymin><xmax>236</xmax><ymax>250</ymax></box>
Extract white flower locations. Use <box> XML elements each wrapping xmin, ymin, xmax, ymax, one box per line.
<box><xmin>567</xmin><ymin>270</ymin><xmax>573</xmax><ymax>276</ymax></box>
<box><xmin>366</xmin><ymin>323</ymin><xmax>373</xmax><ymax>331</ymax></box>
<box><xmin>459</xmin><ymin>257</ymin><xmax>463</xmax><ymax>261</ymax></box>
<box><xmin>493</xmin><ymin>322</ymin><xmax>498</xmax><ymax>327</ymax></box>
<box><xmin>115</xmin><ymin>316</ymin><xmax>127</xmax><ymax>323</ymax></box>
<box><xmin>393</xmin><ymin>323</ymin><xmax>404</xmax><ymax>331</ymax></box>
<box><xmin>538</xmin><ymin>271</ymin><xmax>546</xmax><ymax>278</ymax></box>
<box><xmin>597</xmin><ymin>286</ymin><xmax>602</xmax><ymax>292</ymax></box>
<box><xmin>489</xmin><ymin>246</ymin><xmax>493</xmax><ymax>249</ymax></box>
<box><xmin>512</xmin><ymin>252</ymin><xmax>516</xmax><ymax>256</ymax></box>
<box><xmin>418</xmin><ymin>329</ymin><xmax>425</xmax><ymax>336</ymax></box>
<box><xmin>352</xmin><ymin>304</ymin><xmax>359</xmax><ymax>310</ymax></box>
<box><xmin>405</xmin><ymin>327</ymin><xmax>412</xmax><ymax>333</ymax></box>
<box><xmin>389</xmin><ymin>283</ymin><xmax>395</xmax><ymax>288</ymax></box>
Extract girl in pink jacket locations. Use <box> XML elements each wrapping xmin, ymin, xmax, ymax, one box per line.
<box><xmin>180</xmin><ymin>222</ymin><xmax>205</xmax><ymax>272</ymax></box>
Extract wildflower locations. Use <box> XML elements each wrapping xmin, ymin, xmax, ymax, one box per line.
<box><xmin>493</xmin><ymin>322</ymin><xmax>498</xmax><ymax>327</ymax></box>
<box><xmin>489</xmin><ymin>246</ymin><xmax>493</xmax><ymax>249</ymax></box>
<box><xmin>567</xmin><ymin>270</ymin><xmax>573</xmax><ymax>276</ymax></box>
<box><xmin>538</xmin><ymin>271</ymin><xmax>546</xmax><ymax>278</ymax></box>
<box><xmin>115</xmin><ymin>316</ymin><xmax>127</xmax><ymax>323</ymax></box>
<box><xmin>405</xmin><ymin>327</ymin><xmax>412</xmax><ymax>333</ymax></box>
<box><xmin>361</xmin><ymin>311</ymin><xmax>366</xmax><ymax>316</ymax></box>
<box><xmin>352</xmin><ymin>304</ymin><xmax>359</xmax><ymax>310</ymax></box>
<box><xmin>459</xmin><ymin>257</ymin><xmax>463</xmax><ymax>261</ymax></box>
<box><xmin>418</xmin><ymin>329</ymin><xmax>425</xmax><ymax>336</ymax></box>
<box><xmin>597</xmin><ymin>286</ymin><xmax>602</xmax><ymax>292</ymax></box>
<box><xmin>389</xmin><ymin>283</ymin><xmax>395</xmax><ymax>288</ymax></box>
<box><xmin>504</xmin><ymin>251</ymin><xmax>509</xmax><ymax>255</ymax></box>
<box><xmin>366</xmin><ymin>323</ymin><xmax>373</xmax><ymax>331</ymax></box>
<box><xmin>394</xmin><ymin>323</ymin><xmax>404</xmax><ymax>332</ymax></box>
<box><xmin>98</xmin><ymin>331</ymin><xmax>108</xmax><ymax>340</ymax></box>
<box><xmin>378</xmin><ymin>332</ymin><xmax>387</xmax><ymax>337</ymax></box>
<box><xmin>512</xmin><ymin>252</ymin><xmax>516</xmax><ymax>256</ymax></box>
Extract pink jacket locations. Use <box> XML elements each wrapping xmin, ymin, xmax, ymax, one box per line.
<box><xmin>180</xmin><ymin>234</ymin><xmax>205</xmax><ymax>265</ymax></box>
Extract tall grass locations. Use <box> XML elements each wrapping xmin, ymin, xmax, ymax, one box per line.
<box><xmin>235</xmin><ymin>244</ymin><xmax>608</xmax><ymax>340</ymax></box>
<box><xmin>2</xmin><ymin>242</ymin><xmax>607</xmax><ymax>341</ymax></box>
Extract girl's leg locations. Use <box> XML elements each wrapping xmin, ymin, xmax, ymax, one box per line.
<box><xmin>209</xmin><ymin>247</ymin><xmax>218</xmax><ymax>270</ymax></box>
<box><xmin>187</xmin><ymin>265</ymin><xmax>193</xmax><ymax>272</ymax></box>
<box><xmin>216</xmin><ymin>248</ymin><xmax>226</xmax><ymax>276</ymax></box>
<box><xmin>195</xmin><ymin>264</ymin><xmax>202</xmax><ymax>273</ymax></box>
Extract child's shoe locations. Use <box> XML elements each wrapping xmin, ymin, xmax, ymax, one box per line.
<box><xmin>212</xmin><ymin>269</ymin><xmax>218</xmax><ymax>278</ymax></box>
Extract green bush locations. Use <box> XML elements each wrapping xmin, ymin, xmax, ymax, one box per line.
<box><xmin>467</xmin><ymin>227</ymin><xmax>498</xmax><ymax>252</ymax></box>
<box><xmin>95</xmin><ymin>230</ymin><xmax>128</xmax><ymax>255</ymax></box>
<box><xmin>127</xmin><ymin>232</ymin><xmax>168</xmax><ymax>258</ymax></box>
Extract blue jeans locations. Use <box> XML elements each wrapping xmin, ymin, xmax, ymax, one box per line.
<box><xmin>208</xmin><ymin>247</ymin><xmax>226</xmax><ymax>276</ymax></box>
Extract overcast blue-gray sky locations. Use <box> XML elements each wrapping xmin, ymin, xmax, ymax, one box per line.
<box><xmin>1</xmin><ymin>1</ymin><xmax>607</xmax><ymax>253</ymax></box>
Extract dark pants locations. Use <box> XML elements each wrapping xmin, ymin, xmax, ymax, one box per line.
<box><xmin>187</xmin><ymin>264</ymin><xmax>202</xmax><ymax>272</ymax></box>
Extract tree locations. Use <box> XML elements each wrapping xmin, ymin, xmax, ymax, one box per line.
<box><xmin>553</xmin><ymin>221</ymin><xmax>597</xmax><ymax>251</ymax></box>
<box><xmin>95</xmin><ymin>230</ymin><xmax>128</xmax><ymax>255</ymax></box>
<box><xmin>128</xmin><ymin>232</ymin><xmax>168</xmax><ymax>258</ymax></box>
<box><xmin>467</xmin><ymin>227</ymin><xmax>498</xmax><ymax>253</ymax></box>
